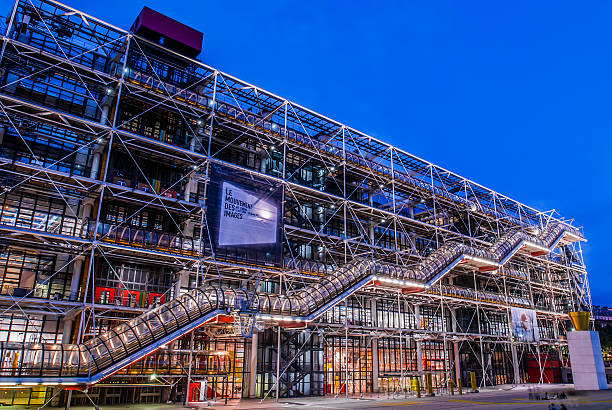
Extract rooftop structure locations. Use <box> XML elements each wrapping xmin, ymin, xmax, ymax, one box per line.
<box><xmin>0</xmin><ymin>0</ymin><xmax>592</xmax><ymax>406</ymax></box>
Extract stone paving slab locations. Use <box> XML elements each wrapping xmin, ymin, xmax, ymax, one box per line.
<box><xmin>4</xmin><ymin>384</ymin><xmax>612</xmax><ymax>410</ymax></box>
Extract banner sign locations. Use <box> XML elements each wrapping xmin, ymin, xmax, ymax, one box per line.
<box><xmin>510</xmin><ymin>307</ymin><xmax>539</xmax><ymax>342</ymax></box>
<box><xmin>218</xmin><ymin>181</ymin><xmax>278</xmax><ymax>246</ymax></box>
<box><xmin>207</xmin><ymin>164</ymin><xmax>282</xmax><ymax>266</ymax></box>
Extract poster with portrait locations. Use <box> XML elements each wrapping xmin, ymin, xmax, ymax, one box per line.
<box><xmin>510</xmin><ymin>307</ymin><xmax>539</xmax><ymax>342</ymax></box>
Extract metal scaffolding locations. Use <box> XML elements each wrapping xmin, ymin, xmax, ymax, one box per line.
<box><xmin>0</xmin><ymin>0</ymin><xmax>592</xmax><ymax>405</ymax></box>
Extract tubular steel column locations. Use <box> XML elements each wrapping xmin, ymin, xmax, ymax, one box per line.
<box><xmin>345</xmin><ymin>299</ymin><xmax>349</xmax><ymax>398</ymax></box>
<box><xmin>390</xmin><ymin>148</ymin><xmax>398</xmax><ymax>264</ymax></box>
<box><xmin>473</xmin><ymin>271</ymin><xmax>486</xmax><ymax>388</ymax></box>
<box><xmin>249</xmin><ymin>332</ymin><xmax>259</xmax><ymax>398</ymax></box>
<box><xmin>451</xmin><ymin>308</ymin><xmax>461</xmax><ymax>390</ymax></box>
<box><xmin>415</xmin><ymin>304</ymin><xmax>424</xmax><ymax>385</ymax></box>
<box><xmin>441</xmin><ymin>300</ymin><xmax>450</xmax><ymax>394</ymax></box>
<box><xmin>372</xmin><ymin>337</ymin><xmax>379</xmax><ymax>393</ymax></box>
<box><xmin>276</xmin><ymin>326</ymin><xmax>281</xmax><ymax>402</ymax></box>
<box><xmin>0</xmin><ymin>0</ymin><xmax>19</xmax><ymax>63</ymax></box>
<box><xmin>510</xmin><ymin>342</ymin><xmax>520</xmax><ymax>384</ymax></box>
<box><xmin>397</xmin><ymin>293</ymin><xmax>405</xmax><ymax>393</ymax></box>
<box><xmin>68</xmin><ymin>256</ymin><xmax>84</xmax><ymax>302</ymax></box>
<box><xmin>341</xmin><ymin>126</ymin><xmax>348</xmax><ymax>265</ymax></box>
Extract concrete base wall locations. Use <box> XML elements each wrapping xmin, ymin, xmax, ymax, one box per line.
<box><xmin>567</xmin><ymin>330</ymin><xmax>607</xmax><ymax>390</ymax></box>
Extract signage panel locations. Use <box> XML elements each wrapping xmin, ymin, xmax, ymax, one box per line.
<box><xmin>207</xmin><ymin>164</ymin><xmax>282</xmax><ymax>266</ymax></box>
<box><xmin>218</xmin><ymin>181</ymin><xmax>278</xmax><ymax>246</ymax></box>
<box><xmin>510</xmin><ymin>307</ymin><xmax>539</xmax><ymax>342</ymax></box>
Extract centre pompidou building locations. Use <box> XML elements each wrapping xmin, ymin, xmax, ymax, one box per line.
<box><xmin>0</xmin><ymin>0</ymin><xmax>591</xmax><ymax>406</ymax></box>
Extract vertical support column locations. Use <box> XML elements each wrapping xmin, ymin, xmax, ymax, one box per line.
<box><xmin>100</xmin><ymin>101</ymin><xmax>111</xmax><ymax>126</ymax></box>
<box><xmin>341</xmin><ymin>127</ymin><xmax>347</xmax><ymax>264</ymax></box>
<box><xmin>173</xmin><ymin>268</ymin><xmax>190</xmax><ymax>299</ymax></box>
<box><xmin>510</xmin><ymin>342</ymin><xmax>520</xmax><ymax>384</ymax></box>
<box><xmin>397</xmin><ymin>293</ymin><xmax>405</xmax><ymax>393</ymax></box>
<box><xmin>75</xmin><ymin>186</ymin><xmax>94</xmax><ymax>285</ymax></box>
<box><xmin>183</xmin><ymin>171</ymin><xmax>198</xmax><ymax>204</ymax></box>
<box><xmin>371</xmin><ymin>298</ymin><xmax>378</xmax><ymax>328</ymax></box>
<box><xmin>473</xmin><ymin>273</ymin><xmax>486</xmax><ymax>388</ymax></box>
<box><xmin>415</xmin><ymin>305</ymin><xmax>423</xmax><ymax>384</ymax></box>
<box><xmin>249</xmin><ymin>332</ymin><xmax>259</xmax><ymax>398</ymax></box>
<box><xmin>371</xmin><ymin>298</ymin><xmax>379</xmax><ymax>393</ymax></box>
<box><xmin>62</xmin><ymin>254</ymin><xmax>84</xmax><ymax>345</ymax></box>
<box><xmin>397</xmin><ymin>293</ymin><xmax>403</xmax><ymax>329</ymax></box>
<box><xmin>185</xmin><ymin>125</ymin><xmax>204</xmax><ymax>203</ymax></box>
<box><xmin>451</xmin><ymin>308</ymin><xmax>461</xmax><ymax>389</ymax></box>
<box><xmin>484</xmin><ymin>346</ymin><xmax>492</xmax><ymax>387</ymax></box>
<box><xmin>189</xmin><ymin>123</ymin><xmax>204</xmax><ymax>153</ymax></box>
<box><xmin>390</xmin><ymin>149</ymin><xmax>398</xmax><ymax>264</ymax></box>
<box><xmin>441</xmin><ymin>303</ymin><xmax>449</xmax><ymax>394</ymax></box>
<box><xmin>344</xmin><ymin>299</ymin><xmax>349</xmax><ymax>398</ymax></box>
<box><xmin>276</xmin><ymin>326</ymin><xmax>281</xmax><ymax>402</ymax></box>
<box><xmin>68</xmin><ymin>256</ymin><xmax>84</xmax><ymax>302</ymax></box>
<box><xmin>0</xmin><ymin>124</ymin><xmax>6</xmax><ymax>145</ymax></box>
<box><xmin>258</xmin><ymin>148</ymin><xmax>268</xmax><ymax>174</ymax></box>
<box><xmin>502</xmin><ymin>270</ymin><xmax>520</xmax><ymax>385</ymax></box>
<box><xmin>90</xmin><ymin>98</ymin><xmax>113</xmax><ymax>180</ymax></box>
<box><xmin>429</xmin><ymin>166</ymin><xmax>439</xmax><ymax>249</ymax></box>
<box><xmin>368</xmin><ymin>184</ymin><xmax>374</xmax><ymax>246</ymax></box>
<box><xmin>453</xmin><ymin>342</ymin><xmax>461</xmax><ymax>390</ymax></box>
<box><xmin>479</xmin><ymin>342</ymin><xmax>486</xmax><ymax>388</ymax></box>
<box><xmin>61</xmin><ymin>316</ymin><xmax>74</xmax><ymax>345</ymax></box>
<box><xmin>182</xmin><ymin>219</ymin><xmax>195</xmax><ymax>238</ymax></box>
<box><xmin>0</xmin><ymin>0</ymin><xmax>19</xmax><ymax>64</ymax></box>
<box><xmin>372</xmin><ymin>337</ymin><xmax>379</xmax><ymax>393</ymax></box>
<box><xmin>206</xmin><ymin>72</ymin><xmax>218</xmax><ymax>157</ymax></box>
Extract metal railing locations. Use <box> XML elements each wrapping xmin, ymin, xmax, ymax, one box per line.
<box><xmin>0</xmin><ymin>222</ymin><xmax>580</xmax><ymax>384</ymax></box>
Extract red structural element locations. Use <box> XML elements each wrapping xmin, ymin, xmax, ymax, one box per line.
<box><xmin>369</xmin><ymin>280</ymin><xmax>381</xmax><ymax>287</ymax></box>
<box><xmin>148</xmin><ymin>292</ymin><xmax>166</xmax><ymax>305</ymax></box>
<box><xmin>95</xmin><ymin>287</ymin><xmax>165</xmax><ymax>308</ymax></box>
<box><xmin>326</xmin><ymin>384</ymin><xmax>346</xmax><ymax>394</ymax></box>
<box><xmin>64</xmin><ymin>386</ymin><xmax>87</xmax><ymax>391</ymax></box>
<box><xmin>402</xmin><ymin>286</ymin><xmax>423</xmax><ymax>294</ymax></box>
<box><xmin>188</xmin><ymin>382</ymin><xmax>201</xmax><ymax>402</ymax></box>
<box><xmin>526</xmin><ymin>353</ymin><xmax>562</xmax><ymax>384</ymax></box>
<box><xmin>94</xmin><ymin>287</ymin><xmax>116</xmax><ymax>304</ymax></box>
<box><xmin>279</xmin><ymin>321</ymin><xmax>308</xmax><ymax>329</ymax></box>
<box><xmin>204</xmin><ymin>314</ymin><xmax>234</xmax><ymax>325</ymax></box>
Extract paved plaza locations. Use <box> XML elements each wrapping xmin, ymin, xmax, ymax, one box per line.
<box><xmin>7</xmin><ymin>385</ymin><xmax>612</xmax><ymax>410</ymax></box>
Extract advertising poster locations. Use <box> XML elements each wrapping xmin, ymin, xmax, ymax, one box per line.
<box><xmin>218</xmin><ymin>181</ymin><xmax>278</xmax><ymax>246</ymax></box>
<box><xmin>207</xmin><ymin>164</ymin><xmax>282</xmax><ymax>266</ymax></box>
<box><xmin>510</xmin><ymin>307</ymin><xmax>540</xmax><ymax>342</ymax></box>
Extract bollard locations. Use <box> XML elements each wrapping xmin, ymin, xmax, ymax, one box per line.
<box><xmin>426</xmin><ymin>373</ymin><xmax>434</xmax><ymax>397</ymax></box>
<box><xmin>449</xmin><ymin>378</ymin><xmax>455</xmax><ymax>395</ymax></box>
<box><xmin>412</xmin><ymin>377</ymin><xmax>421</xmax><ymax>398</ymax></box>
<box><xmin>458</xmin><ymin>378</ymin><xmax>463</xmax><ymax>395</ymax></box>
<box><xmin>470</xmin><ymin>371</ymin><xmax>479</xmax><ymax>393</ymax></box>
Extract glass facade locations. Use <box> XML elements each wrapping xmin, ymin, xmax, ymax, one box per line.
<box><xmin>0</xmin><ymin>0</ymin><xmax>590</xmax><ymax>405</ymax></box>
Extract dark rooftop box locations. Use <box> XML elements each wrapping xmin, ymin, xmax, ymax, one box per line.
<box><xmin>131</xmin><ymin>7</ymin><xmax>203</xmax><ymax>58</ymax></box>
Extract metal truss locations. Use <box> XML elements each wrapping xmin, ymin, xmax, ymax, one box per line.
<box><xmin>0</xmin><ymin>0</ymin><xmax>593</xmax><ymax>403</ymax></box>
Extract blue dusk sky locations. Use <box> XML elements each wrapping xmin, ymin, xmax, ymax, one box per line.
<box><xmin>5</xmin><ymin>1</ymin><xmax>610</xmax><ymax>303</ymax></box>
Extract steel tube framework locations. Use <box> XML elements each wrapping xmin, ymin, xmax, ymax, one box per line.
<box><xmin>0</xmin><ymin>0</ymin><xmax>592</xmax><ymax>405</ymax></box>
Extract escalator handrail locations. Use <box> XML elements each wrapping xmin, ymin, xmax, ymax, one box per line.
<box><xmin>0</xmin><ymin>222</ymin><xmax>579</xmax><ymax>384</ymax></box>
